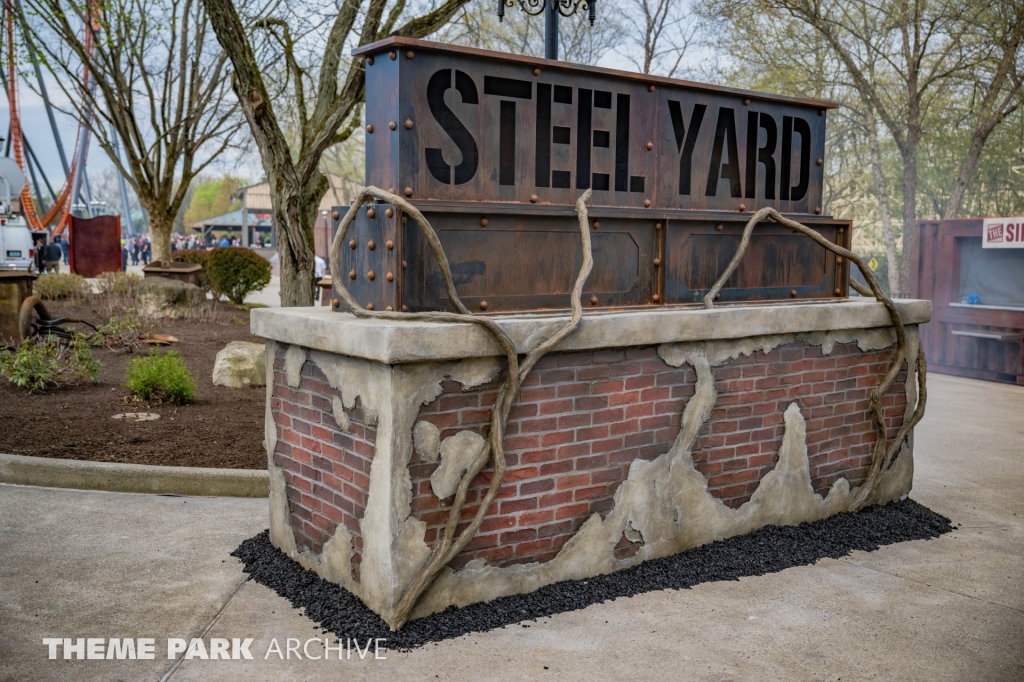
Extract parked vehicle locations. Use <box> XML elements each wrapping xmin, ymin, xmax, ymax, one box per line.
<box><xmin>0</xmin><ymin>158</ymin><xmax>34</xmax><ymax>272</ymax></box>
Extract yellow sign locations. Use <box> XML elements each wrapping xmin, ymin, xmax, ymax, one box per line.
<box><xmin>868</xmin><ymin>257</ymin><xmax>879</xmax><ymax>271</ymax></box>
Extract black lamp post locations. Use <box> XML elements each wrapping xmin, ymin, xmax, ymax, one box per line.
<box><xmin>498</xmin><ymin>0</ymin><xmax>596</xmax><ymax>61</ymax></box>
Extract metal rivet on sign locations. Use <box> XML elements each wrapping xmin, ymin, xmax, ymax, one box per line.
<box><xmin>716</xmin><ymin>223</ymin><xmax>723</xmax><ymax>231</ymax></box>
<box><xmin>367</xmin><ymin>207</ymin><xmax>375</xmax><ymax>219</ymax></box>
<box><xmin>533</xmin><ymin>67</ymin><xmax>541</xmax><ymax>76</ymax></box>
<box><xmin>648</xmin><ymin>85</ymin><xmax>655</xmax><ymax>92</ymax></box>
<box><xmin>655</xmin><ymin>222</ymin><xmax>662</xmax><ymax>230</ymax></box>
<box><xmin>388</xmin><ymin>187</ymin><xmax>395</xmax><ymax>194</ymax></box>
<box><xmin>385</xmin><ymin>305</ymin><xmax>393</xmax><ymax>311</ymax></box>
<box><xmin>592</xmin><ymin>220</ymin><xmax>599</xmax><ymax>229</ymax></box>
<box><xmin>368</xmin><ymin>240</ymin><xmax>376</xmax><ymax>250</ymax></box>
<box><xmin>404</xmin><ymin>119</ymin><xmax>413</xmax><ymax>130</ymax></box>
<box><xmin>838</xmin><ymin>228</ymin><xmax>844</xmax><ymax>236</ymax></box>
<box><xmin>386</xmin><ymin>271</ymin><xmax>394</xmax><ymax>282</ymax></box>
<box><xmin>836</xmin><ymin>256</ymin><xmax>843</xmax><ymax>264</ymax></box>
<box><xmin>331</xmin><ymin>298</ymin><xmax>339</xmax><ymax>307</ymax></box>
<box><xmin>402</xmin><ymin>260</ymin><xmax>407</xmax><ymax>269</ymax></box>
<box><xmin>385</xmin><ymin>239</ymin><xmax>394</xmax><ymax>250</ymax></box>
<box><xmin>479</xmin><ymin>301</ymin><xmax>488</xmax><ymax>310</ymax></box>
<box><xmin>366</xmin><ymin>124</ymin><xmax>373</xmax><ymax>133</ymax></box>
<box><xmin>530</xmin><ymin>194</ymin><xmax>538</xmax><ymax>203</ymax></box>
<box><xmin>819</xmin><ymin>109</ymin><xmax>824</xmax><ymax>116</ymax></box>
<box><xmin>367</xmin><ymin>56</ymin><xmax>374</xmax><ymax>66</ymax></box>
<box><xmin>834</xmin><ymin>288</ymin><xmax>842</xmax><ymax>296</ymax></box>
<box><xmin>743</xmin><ymin>99</ymin><xmax>750</xmax><ymax>105</ymax></box>
<box><xmin>332</xmin><ymin>210</ymin><xmax>339</xmax><ymax>220</ymax></box>
<box><xmin>715</xmin><ymin>293</ymin><xmax>721</xmax><ymax>300</ymax></box>
<box><xmin>402</xmin><ymin>305</ymin><xmax>409</xmax><ymax>312</ymax></box>
<box><xmin>817</xmin><ymin>158</ymin><xmax>823</xmax><ymax>166</ymax></box>
<box><xmin>367</xmin><ymin>271</ymin><xmax>376</xmax><ymax>281</ymax></box>
<box><xmin>652</xmin><ymin>294</ymin><xmax>660</xmax><ymax>302</ymax></box>
<box><xmin>385</xmin><ymin>208</ymin><xmax>394</xmax><ymax>218</ymax></box>
<box><xmin>643</xmin><ymin>199</ymin><xmax>651</xmax><ymax>207</ymax></box>
<box><xmin>739</xmin><ymin>203</ymin><xmax>746</xmax><ymax>211</ymax></box>
<box><xmin>349</xmin><ymin>270</ymin><xmax>356</xmax><ymax>279</ymax></box>
<box><xmin>406</xmin><ymin>50</ymin><xmax>414</xmax><ymax>59</ymax></box>
<box><xmin>790</xmin><ymin>290</ymin><xmax>798</xmax><ymax>297</ymax></box>
<box><xmin>653</xmin><ymin>257</ymin><xmax>661</xmax><ymax>266</ymax></box>
<box><xmin>349</xmin><ymin>239</ymin><xmax>357</xmax><ymax>249</ymax></box>
<box><xmin>389</xmin><ymin>51</ymin><xmax>396</xmax><ymax>60</ymax></box>
<box><xmin>404</xmin><ymin>187</ymin><xmax>413</xmax><ymax>197</ymax></box>
<box><xmin>646</xmin><ymin>142</ymin><xmax>653</xmax><ymax>151</ymax></box>
<box><xmin>389</xmin><ymin>121</ymin><xmax>396</xmax><ymax>130</ymax></box>
<box><xmin>480</xmin><ymin>217</ymin><xmax>488</xmax><ymax>226</ymax></box>
<box><xmin>590</xmin><ymin>295</ymin><xmax>598</xmax><ymax>305</ymax></box>
<box><xmin>814</xmin><ymin>207</ymin><xmax>822</xmax><ymax>214</ymax></box>
<box><xmin>367</xmin><ymin>303</ymin><xmax>374</xmax><ymax>310</ymax></box>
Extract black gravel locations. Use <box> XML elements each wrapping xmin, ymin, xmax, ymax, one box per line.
<box><xmin>231</xmin><ymin>498</ymin><xmax>953</xmax><ymax>651</ymax></box>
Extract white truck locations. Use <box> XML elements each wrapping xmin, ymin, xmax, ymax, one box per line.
<box><xmin>0</xmin><ymin>157</ymin><xmax>36</xmax><ymax>272</ymax></box>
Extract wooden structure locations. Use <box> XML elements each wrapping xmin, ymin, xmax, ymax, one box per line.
<box><xmin>918</xmin><ymin>217</ymin><xmax>1024</xmax><ymax>385</ymax></box>
<box><xmin>332</xmin><ymin>38</ymin><xmax>851</xmax><ymax>314</ymax></box>
<box><xmin>69</xmin><ymin>215</ymin><xmax>122</xmax><ymax>278</ymax></box>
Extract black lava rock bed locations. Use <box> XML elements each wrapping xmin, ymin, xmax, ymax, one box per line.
<box><xmin>231</xmin><ymin>498</ymin><xmax>953</xmax><ymax>651</ymax></box>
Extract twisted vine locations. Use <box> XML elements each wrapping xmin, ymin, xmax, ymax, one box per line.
<box><xmin>702</xmin><ymin>207</ymin><xmax>927</xmax><ymax>510</ymax></box>
<box><xmin>329</xmin><ymin>187</ymin><xmax>594</xmax><ymax>629</ymax></box>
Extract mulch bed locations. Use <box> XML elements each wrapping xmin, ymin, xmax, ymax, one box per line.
<box><xmin>232</xmin><ymin>498</ymin><xmax>955</xmax><ymax>650</ymax></box>
<box><xmin>0</xmin><ymin>297</ymin><xmax>266</xmax><ymax>469</ymax></box>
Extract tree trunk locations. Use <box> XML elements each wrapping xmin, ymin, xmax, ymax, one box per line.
<box><xmin>864</xmin><ymin>106</ymin><xmax>900</xmax><ymax>297</ymax></box>
<box><xmin>147</xmin><ymin>207</ymin><xmax>174</xmax><ymax>263</ymax></box>
<box><xmin>271</xmin><ymin>172</ymin><xmax>324</xmax><ymax>307</ymax></box>
<box><xmin>898</xmin><ymin>148</ymin><xmax>917</xmax><ymax>299</ymax></box>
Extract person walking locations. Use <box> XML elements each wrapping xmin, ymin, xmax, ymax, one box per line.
<box><xmin>142</xmin><ymin>237</ymin><xmax>151</xmax><ymax>264</ymax></box>
<box><xmin>121</xmin><ymin>239</ymin><xmax>129</xmax><ymax>271</ymax></box>
<box><xmin>314</xmin><ymin>254</ymin><xmax>326</xmax><ymax>301</ymax></box>
<box><xmin>57</xmin><ymin>236</ymin><xmax>69</xmax><ymax>265</ymax></box>
<box><xmin>42</xmin><ymin>240</ymin><xmax>63</xmax><ymax>273</ymax></box>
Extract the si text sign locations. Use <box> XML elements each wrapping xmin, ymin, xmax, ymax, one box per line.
<box><xmin>982</xmin><ymin>217</ymin><xmax>1024</xmax><ymax>248</ymax></box>
<box><xmin>355</xmin><ymin>38</ymin><xmax>833</xmax><ymax>214</ymax></box>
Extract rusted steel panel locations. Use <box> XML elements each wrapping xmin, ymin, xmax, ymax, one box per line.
<box><xmin>69</xmin><ymin>215</ymin><xmax>122</xmax><ymax>278</ymax></box>
<box><xmin>333</xmin><ymin>206</ymin><xmax>850</xmax><ymax>314</ymax></box>
<box><xmin>357</xmin><ymin>38</ymin><xmax>828</xmax><ymax>215</ymax></box>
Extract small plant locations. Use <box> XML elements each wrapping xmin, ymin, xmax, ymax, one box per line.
<box><xmin>92</xmin><ymin>314</ymin><xmax>151</xmax><ymax>352</ymax></box>
<box><xmin>125</xmin><ymin>349</ymin><xmax>196</xmax><ymax>404</ymax></box>
<box><xmin>172</xmin><ymin>249</ymin><xmax>212</xmax><ymax>291</ymax></box>
<box><xmin>33</xmin><ymin>273</ymin><xmax>91</xmax><ymax>300</ymax></box>
<box><xmin>95</xmin><ymin>271</ymin><xmax>143</xmax><ymax>297</ymax></box>
<box><xmin>205</xmin><ymin>247</ymin><xmax>271</xmax><ymax>305</ymax></box>
<box><xmin>0</xmin><ymin>334</ymin><xmax>100</xmax><ymax>392</ymax></box>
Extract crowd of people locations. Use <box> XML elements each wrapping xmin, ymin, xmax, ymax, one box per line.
<box><xmin>169</xmin><ymin>232</ymin><xmax>269</xmax><ymax>251</ymax></box>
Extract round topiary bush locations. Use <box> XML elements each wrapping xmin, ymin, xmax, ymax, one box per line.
<box><xmin>205</xmin><ymin>247</ymin><xmax>272</xmax><ymax>305</ymax></box>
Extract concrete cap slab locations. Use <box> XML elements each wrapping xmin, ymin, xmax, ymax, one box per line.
<box><xmin>251</xmin><ymin>299</ymin><xmax>931</xmax><ymax>364</ymax></box>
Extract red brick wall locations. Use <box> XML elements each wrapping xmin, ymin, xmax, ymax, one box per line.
<box><xmin>271</xmin><ymin>339</ymin><xmax>908</xmax><ymax>577</ymax></box>
<box><xmin>271</xmin><ymin>352</ymin><xmax>375</xmax><ymax>578</ymax></box>
<box><xmin>408</xmin><ymin>341</ymin><xmax>907</xmax><ymax>569</ymax></box>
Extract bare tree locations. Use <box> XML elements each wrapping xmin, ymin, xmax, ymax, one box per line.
<box><xmin>618</xmin><ymin>0</ymin><xmax>698</xmax><ymax>76</ymax></box>
<box><xmin>202</xmin><ymin>0</ymin><xmax>474</xmax><ymax>306</ymax></box>
<box><xmin>20</xmin><ymin>0</ymin><xmax>242</xmax><ymax>261</ymax></box>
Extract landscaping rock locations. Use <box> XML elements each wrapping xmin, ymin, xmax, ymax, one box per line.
<box><xmin>212</xmin><ymin>341</ymin><xmax>266</xmax><ymax>388</ymax></box>
<box><xmin>137</xmin><ymin>277</ymin><xmax>205</xmax><ymax>319</ymax></box>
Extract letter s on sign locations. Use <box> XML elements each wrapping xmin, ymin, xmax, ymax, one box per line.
<box><xmin>425</xmin><ymin>69</ymin><xmax>479</xmax><ymax>185</ymax></box>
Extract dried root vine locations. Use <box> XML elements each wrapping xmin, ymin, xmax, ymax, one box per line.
<box><xmin>329</xmin><ymin>187</ymin><xmax>594</xmax><ymax>629</ymax></box>
<box><xmin>702</xmin><ymin>207</ymin><xmax>927</xmax><ymax>510</ymax></box>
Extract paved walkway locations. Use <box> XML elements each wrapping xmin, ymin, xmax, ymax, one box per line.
<box><xmin>1</xmin><ymin>373</ymin><xmax>1022</xmax><ymax>681</ymax></box>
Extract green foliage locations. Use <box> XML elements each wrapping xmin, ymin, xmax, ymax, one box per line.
<box><xmin>95</xmin><ymin>271</ymin><xmax>143</xmax><ymax>298</ymax></box>
<box><xmin>125</xmin><ymin>349</ymin><xmax>196</xmax><ymax>404</ymax></box>
<box><xmin>205</xmin><ymin>247</ymin><xmax>272</xmax><ymax>304</ymax></box>
<box><xmin>92</xmin><ymin>314</ymin><xmax>150</xmax><ymax>351</ymax></box>
<box><xmin>33</xmin><ymin>273</ymin><xmax>91</xmax><ymax>300</ymax></box>
<box><xmin>0</xmin><ymin>335</ymin><xmax>100</xmax><ymax>392</ymax></box>
<box><xmin>184</xmin><ymin>176</ymin><xmax>245</xmax><ymax>227</ymax></box>
<box><xmin>172</xmin><ymin>249</ymin><xmax>212</xmax><ymax>291</ymax></box>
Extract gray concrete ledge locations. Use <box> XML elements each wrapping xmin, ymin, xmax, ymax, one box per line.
<box><xmin>0</xmin><ymin>453</ymin><xmax>269</xmax><ymax>498</ymax></box>
<box><xmin>251</xmin><ymin>299</ymin><xmax>931</xmax><ymax>364</ymax></box>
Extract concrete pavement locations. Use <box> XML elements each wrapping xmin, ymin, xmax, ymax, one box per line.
<box><xmin>1</xmin><ymin>372</ymin><xmax>1022</xmax><ymax>681</ymax></box>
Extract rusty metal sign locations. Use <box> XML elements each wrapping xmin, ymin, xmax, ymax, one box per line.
<box><xmin>354</xmin><ymin>37</ymin><xmax>834</xmax><ymax>215</ymax></box>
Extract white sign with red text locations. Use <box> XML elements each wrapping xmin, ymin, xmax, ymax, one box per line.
<box><xmin>983</xmin><ymin>217</ymin><xmax>1024</xmax><ymax>248</ymax></box>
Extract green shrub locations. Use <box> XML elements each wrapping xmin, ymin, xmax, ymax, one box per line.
<box><xmin>172</xmin><ymin>249</ymin><xmax>212</xmax><ymax>291</ymax></box>
<box><xmin>33</xmin><ymin>273</ymin><xmax>91</xmax><ymax>300</ymax></box>
<box><xmin>0</xmin><ymin>334</ymin><xmax>100</xmax><ymax>392</ymax></box>
<box><xmin>95</xmin><ymin>271</ymin><xmax>142</xmax><ymax>297</ymax></box>
<box><xmin>125</xmin><ymin>349</ymin><xmax>196</xmax><ymax>404</ymax></box>
<box><xmin>205</xmin><ymin>247</ymin><xmax>271</xmax><ymax>305</ymax></box>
